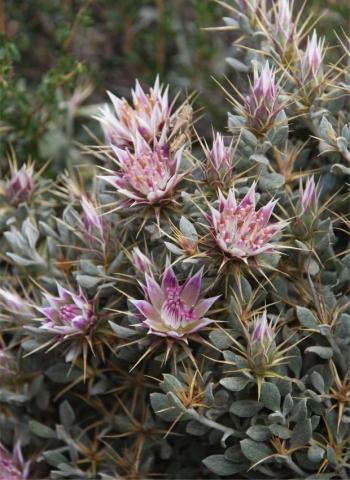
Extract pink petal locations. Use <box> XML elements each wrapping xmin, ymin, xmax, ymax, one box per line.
<box><xmin>194</xmin><ymin>295</ymin><xmax>220</xmax><ymax>317</ymax></box>
<box><xmin>180</xmin><ymin>268</ymin><xmax>203</xmax><ymax>306</ymax></box>
<box><xmin>161</xmin><ymin>266</ymin><xmax>179</xmax><ymax>292</ymax></box>
<box><xmin>145</xmin><ymin>275</ymin><xmax>165</xmax><ymax>310</ymax></box>
<box><xmin>185</xmin><ymin>317</ymin><xmax>214</xmax><ymax>334</ymax></box>
<box><xmin>130</xmin><ymin>300</ymin><xmax>159</xmax><ymax>322</ymax></box>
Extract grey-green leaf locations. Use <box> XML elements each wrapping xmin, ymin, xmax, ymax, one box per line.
<box><xmin>230</xmin><ymin>400</ymin><xmax>263</xmax><ymax>417</ymax></box>
<box><xmin>305</xmin><ymin>346</ymin><xmax>333</xmax><ymax>359</ymax></box>
<box><xmin>220</xmin><ymin>377</ymin><xmax>251</xmax><ymax>392</ymax></box>
<box><xmin>296</xmin><ymin>307</ymin><xmax>318</xmax><ymax>329</ymax></box>
<box><xmin>260</xmin><ymin>382</ymin><xmax>281</xmax><ymax>412</ymax></box>
<box><xmin>240</xmin><ymin>439</ymin><xmax>273</xmax><ymax>463</ymax></box>
<box><xmin>246</xmin><ymin>425</ymin><xmax>271</xmax><ymax>441</ymax></box>
<box><xmin>29</xmin><ymin>420</ymin><xmax>56</xmax><ymax>439</ymax></box>
<box><xmin>203</xmin><ymin>455</ymin><xmax>246</xmax><ymax>476</ymax></box>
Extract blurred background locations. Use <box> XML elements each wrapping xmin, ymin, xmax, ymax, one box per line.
<box><xmin>0</xmin><ymin>0</ymin><xmax>349</xmax><ymax>170</ymax></box>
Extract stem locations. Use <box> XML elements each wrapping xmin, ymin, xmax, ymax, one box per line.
<box><xmin>188</xmin><ymin>409</ymin><xmax>244</xmax><ymax>447</ymax></box>
<box><xmin>285</xmin><ymin>456</ymin><xmax>306</xmax><ymax>477</ymax></box>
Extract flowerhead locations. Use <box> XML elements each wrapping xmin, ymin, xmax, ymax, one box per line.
<box><xmin>101</xmin><ymin>132</ymin><xmax>184</xmax><ymax>206</ymax></box>
<box><xmin>131</xmin><ymin>267</ymin><xmax>219</xmax><ymax>339</ymax></box>
<box><xmin>96</xmin><ymin>76</ymin><xmax>171</xmax><ymax>149</ymax></box>
<box><xmin>37</xmin><ymin>284</ymin><xmax>96</xmax><ymax>336</ymax></box>
<box><xmin>300</xmin><ymin>31</ymin><xmax>325</xmax><ymax>85</ymax></box>
<box><xmin>209</xmin><ymin>183</ymin><xmax>287</xmax><ymax>259</ymax></box>
<box><xmin>205</xmin><ymin>133</ymin><xmax>234</xmax><ymax>189</ymax></box>
<box><xmin>0</xmin><ymin>444</ymin><xmax>22</xmax><ymax>480</ymax></box>
<box><xmin>245</xmin><ymin>62</ymin><xmax>281</xmax><ymax>130</ymax></box>
<box><xmin>6</xmin><ymin>164</ymin><xmax>35</xmax><ymax>206</ymax></box>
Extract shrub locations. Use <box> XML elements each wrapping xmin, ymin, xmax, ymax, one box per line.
<box><xmin>0</xmin><ymin>1</ymin><xmax>349</xmax><ymax>478</ymax></box>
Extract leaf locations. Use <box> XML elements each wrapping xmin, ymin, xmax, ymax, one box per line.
<box><xmin>43</xmin><ymin>450</ymin><xmax>68</xmax><ymax>467</ymax></box>
<box><xmin>220</xmin><ymin>377</ymin><xmax>251</xmax><ymax>392</ymax></box>
<box><xmin>230</xmin><ymin>400</ymin><xmax>263</xmax><ymax>417</ymax></box>
<box><xmin>246</xmin><ymin>425</ymin><xmax>271</xmax><ymax>441</ymax></box>
<box><xmin>209</xmin><ymin>330</ymin><xmax>233</xmax><ymax>350</ymax></box>
<box><xmin>282</xmin><ymin>394</ymin><xmax>293</xmax><ymax>416</ymax></box>
<box><xmin>29</xmin><ymin>420</ymin><xmax>56</xmax><ymax>439</ymax></box>
<box><xmin>225</xmin><ymin>57</ymin><xmax>249</xmax><ymax>72</ymax></box>
<box><xmin>203</xmin><ymin>455</ymin><xmax>246</xmax><ymax>476</ymax></box>
<box><xmin>108</xmin><ymin>321</ymin><xmax>136</xmax><ymax>339</ymax></box>
<box><xmin>296</xmin><ymin>307</ymin><xmax>318</xmax><ymax>329</ymax></box>
<box><xmin>249</xmin><ymin>154</ymin><xmax>269</xmax><ymax>165</ymax></box>
<box><xmin>290</xmin><ymin>419</ymin><xmax>312</xmax><ymax>447</ymax></box>
<box><xmin>305</xmin><ymin>346</ymin><xmax>333</xmax><ymax>359</ymax></box>
<box><xmin>149</xmin><ymin>393</ymin><xmax>179</xmax><ymax>421</ymax></box>
<box><xmin>240</xmin><ymin>439</ymin><xmax>273</xmax><ymax>463</ymax></box>
<box><xmin>45</xmin><ymin>364</ymin><xmax>80</xmax><ymax>384</ymax></box>
<box><xmin>308</xmin><ymin>445</ymin><xmax>325</xmax><ymax>463</ymax></box>
<box><xmin>241</xmin><ymin>128</ymin><xmax>257</xmax><ymax>146</ymax></box>
<box><xmin>59</xmin><ymin>400</ymin><xmax>76</xmax><ymax>427</ymax></box>
<box><xmin>288</xmin><ymin>346</ymin><xmax>302</xmax><ymax>377</ymax></box>
<box><xmin>269</xmin><ymin>424</ymin><xmax>291</xmax><ymax>439</ymax></box>
<box><xmin>179</xmin><ymin>216</ymin><xmax>197</xmax><ymax>240</ymax></box>
<box><xmin>260</xmin><ymin>382</ymin><xmax>281</xmax><ymax>412</ymax></box>
<box><xmin>22</xmin><ymin>218</ymin><xmax>39</xmax><ymax>249</ymax></box>
<box><xmin>310</xmin><ymin>371</ymin><xmax>325</xmax><ymax>394</ymax></box>
<box><xmin>162</xmin><ymin>374</ymin><xmax>184</xmax><ymax>393</ymax></box>
<box><xmin>186</xmin><ymin>421</ymin><xmax>208</xmax><ymax>436</ymax></box>
<box><xmin>259</xmin><ymin>173</ymin><xmax>284</xmax><ymax>191</ymax></box>
<box><xmin>76</xmin><ymin>274</ymin><xmax>101</xmax><ymax>289</ymax></box>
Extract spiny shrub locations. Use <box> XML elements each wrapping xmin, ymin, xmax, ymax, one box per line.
<box><xmin>0</xmin><ymin>1</ymin><xmax>349</xmax><ymax>478</ymax></box>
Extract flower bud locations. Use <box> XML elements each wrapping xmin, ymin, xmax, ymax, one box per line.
<box><xmin>132</xmin><ymin>247</ymin><xmax>153</xmax><ymax>276</ymax></box>
<box><xmin>245</xmin><ymin>62</ymin><xmax>281</xmax><ymax>130</ymax></box>
<box><xmin>300</xmin><ymin>31</ymin><xmax>325</xmax><ymax>85</ymax></box>
<box><xmin>300</xmin><ymin>176</ymin><xmax>317</xmax><ymax>213</ymax></box>
<box><xmin>273</xmin><ymin>0</ymin><xmax>295</xmax><ymax>49</ymax></box>
<box><xmin>6</xmin><ymin>164</ymin><xmax>35</xmax><ymax>206</ymax></box>
<box><xmin>205</xmin><ymin>133</ymin><xmax>234</xmax><ymax>189</ymax></box>
<box><xmin>0</xmin><ymin>289</ymin><xmax>32</xmax><ymax>317</ymax></box>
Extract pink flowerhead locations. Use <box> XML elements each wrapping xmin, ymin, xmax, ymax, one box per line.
<box><xmin>209</xmin><ymin>183</ymin><xmax>287</xmax><ymax>259</ymax></box>
<box><xmin>38</xmin><ymin>285</ymin><xmax>96</xmax><ymax>336</ymax></box>
<box><xmin>0</xmin><ymin>444</ymin><xmax>22</xmax><ymax>480</ymax></box>
<box><xmin>80</xmin><ymin>195</ymin><xmax>110</xmax><ymax>252</ymax></box>
<box><xmin>300</xmin><ymin>31</ymin><xmax>325</xmax><ymax>84</ymax></box>
<box><xmin>131</xmin><ymin>267</ymin><xmax>219</xmax><ymax>339</ymax></box>
<box><xmin>132</xmin><ymin>247</ymin><xmax>153</xmax><ymax>276</ymax></box>
<box><xmin>6</xmin><ymin>164</ymin><xmax>35</xmax><ymax>206</ymax></box>
<box><xmin>300</xmin><ymin>176</ymin><xmax>317</xmax><ymax>213</ymax></box>
<box><xmin>245</xmin><ymin>62</ymin><xmax>281</xmax><ymax>130</ymax></box>
<box><xmin>96</xmin><ymin>76</ymin><xmax>171</xmax><ymax>149</ymax></box>
<box><xmin>273</xmin><ymin>0</ymin><xmax>294</xmax><ymax>47</ymax></box>
<box><xmin>101</xmin><ymin>133</ymin><xmax>184</xmax><ymax>206</ymax></box>
<box><xmin>205</xmin><ymin>133</ymin><xmax>234</xmax><ymax>188</ymax></box>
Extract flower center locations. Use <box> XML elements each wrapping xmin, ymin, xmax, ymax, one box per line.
<box><xmin>59</xmin><ymin>304</ymin><xmax>81</xmax><ymax>323</ymax></box>
<box><xmin>162</xmin><ymin>288</ymin><xmax>195</xmax><ymax>329</ymax></box>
